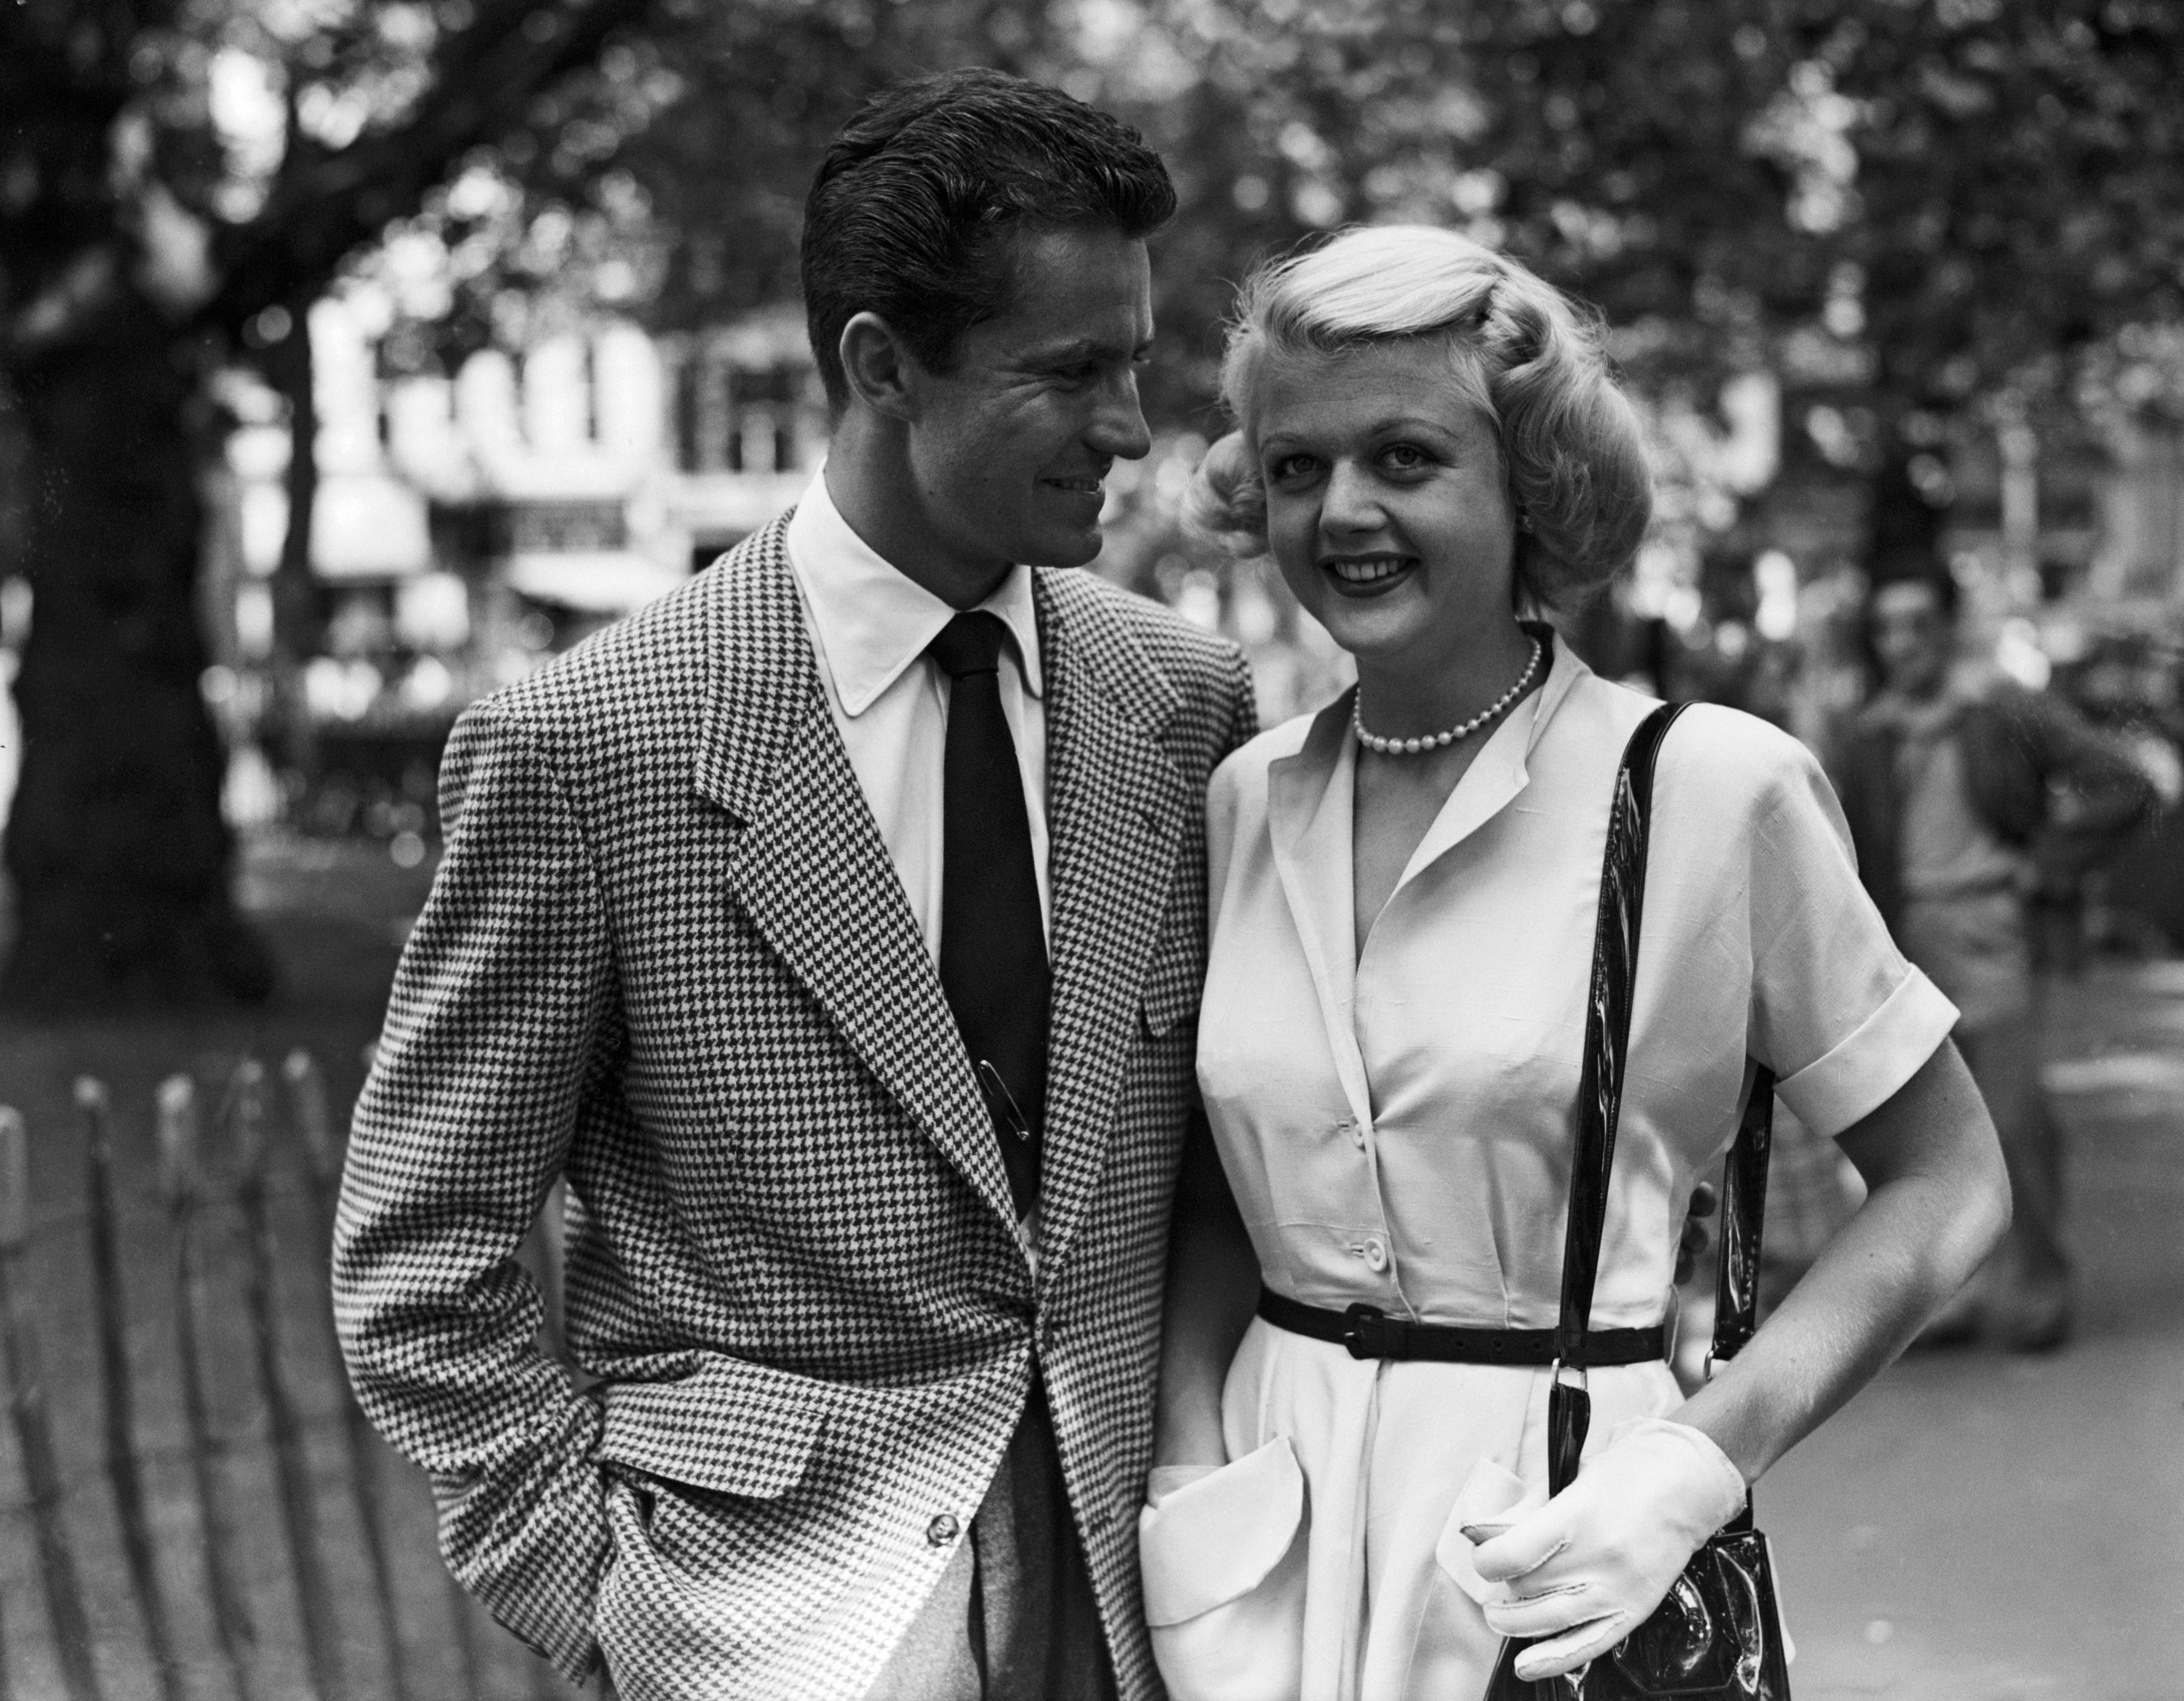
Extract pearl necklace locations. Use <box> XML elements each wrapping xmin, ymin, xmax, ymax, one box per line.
<box><xmin>1352</xmin><ymin>638</ymin><xmax>1544</xmax><ymax>757</ymax></box>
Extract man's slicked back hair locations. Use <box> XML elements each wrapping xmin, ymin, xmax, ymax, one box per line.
<box><xmin>801</xmin><ymin>68</ymin><xmax>1175</xmax><ymax>411</ymax></box>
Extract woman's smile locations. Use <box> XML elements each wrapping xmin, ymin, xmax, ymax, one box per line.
<box><xmin>1321</xmin><ymin>552</ymin><xmax>1419</xmax><ymax>594</ymax></box>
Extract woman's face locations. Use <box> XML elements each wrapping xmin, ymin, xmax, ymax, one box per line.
<box><xmin>1254</xmin><ymin>341</ymin><xmax>1519</xmax><ymax>673</ymax></box>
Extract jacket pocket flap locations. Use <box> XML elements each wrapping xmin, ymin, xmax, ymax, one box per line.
<box><xmin>599</xmin><ymin>1356</ymin><xmax>828</xmax><ymax>1501</ymax></box>
<box><xmin>1137</xmin><ymin>1436</ymin><xmax>1303</xmax><ymax>1626</ymax></box>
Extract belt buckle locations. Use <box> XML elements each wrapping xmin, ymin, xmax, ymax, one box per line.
<box><xmin>1342</xmin><ymin>1302</ymin><xmax>1386</xmax><ymax>1359</ymax></box>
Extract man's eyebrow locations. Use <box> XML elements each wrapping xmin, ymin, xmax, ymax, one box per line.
<box><xmin>1021</xmin><ymin>335</ymin><xmax>1154</xmax><ymax>365</ymax></box>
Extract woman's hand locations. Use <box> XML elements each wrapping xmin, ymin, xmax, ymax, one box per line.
<box><xmin>1468</xmin><ymin>1418</ymin><xmax>1747</xmax><ymax>1681</ymax></box>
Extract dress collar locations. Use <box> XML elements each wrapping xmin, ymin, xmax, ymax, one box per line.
<box><xmin>784</xmin><ymin>464</ymin><xmax>1044</xmax><ymax>717</ymax></box>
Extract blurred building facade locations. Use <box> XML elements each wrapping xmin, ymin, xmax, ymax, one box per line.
<box><xmin>200</xmin><ymin>294</ymin><xmax>826</xmax><ymax>839</ymax></box>
<box><xmin>175</xmin><ymin>293</ymin><xmax>2184</xmax><ymax>917</ymax></box>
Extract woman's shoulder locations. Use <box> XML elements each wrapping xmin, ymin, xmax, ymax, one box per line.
<box><xmin>1553</xmin><ymin>671</ymin><xmax>1826</xmax><ymax>821</ymax></box>
<box><xmin>1655</xmin><ymin>699</ymin><xmax>1833</xmax><ymax>828</ymax></box>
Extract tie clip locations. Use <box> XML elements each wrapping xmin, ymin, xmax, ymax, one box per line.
<box><xmin>976</xmin><ymin>1060</ymin><xmax>1034</xmax><ymax>1142</ymax></box>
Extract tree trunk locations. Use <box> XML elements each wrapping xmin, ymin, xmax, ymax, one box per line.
<box><xmin>1</xmin><ymin>298</ymin><xmax>274</xmax><ymax>1009</ymax></box>
<box><xmin>1863</xmin><ymin>415</ymin><xmax>1949</xmax><ymax>587</ymax></box>
<box><xmin>272</xmin><ymin>309</ymin><xmax>321</xmax><ymax>661</ymax></box>
<box><xmin>266</xmin><ymin>304</ymin><xmax>322</xmax><ymax>777</ymax></box>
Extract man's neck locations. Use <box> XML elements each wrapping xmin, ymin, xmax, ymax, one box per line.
<box><xmin>822</xmin><ymin>423</ymin><xmax>1012</xmax><ymax>611</ymax></box>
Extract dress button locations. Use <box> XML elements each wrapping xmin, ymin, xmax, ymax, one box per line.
<box><xmin>926</xmin><ymin>1513</ymin><xmax>961</xmax><ymax>1548</ymax></box>
<box><xmin>1363</xmin><ymin>1237</ymin><xmax>1389</xmax><ymax>1272</ymax></box>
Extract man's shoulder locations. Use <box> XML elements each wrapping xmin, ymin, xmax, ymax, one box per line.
<box><xmin>1041</xmin><ymin>568</ymin><xmax>1244</xmax><ymax>693</ymax></box>
<box><xmin>474</xmin><ymin>521</ymin><xmax>788</xmax><ymax>750</ymax></box>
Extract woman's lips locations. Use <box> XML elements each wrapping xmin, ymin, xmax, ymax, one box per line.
<box><xmin>1322</xmin><ymin>555</ymin><xmax>1416</xmax><ymax>593</ymax></box>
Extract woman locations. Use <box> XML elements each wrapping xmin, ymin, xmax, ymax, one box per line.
<box><xmin>1143</xmin><ymin>225</ymin><xmax>2011</xmax><ymax>1700</ymax></box>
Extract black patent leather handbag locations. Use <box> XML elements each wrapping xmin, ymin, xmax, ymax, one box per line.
<box><xmin>1484</xmin><ymin>703</ymin><xmax>1792</xmax><ymax>1701</ymax></box>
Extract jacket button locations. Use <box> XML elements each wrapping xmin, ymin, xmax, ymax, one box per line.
<box><xmin>926</xmin><ymin>1513</ymin><xmax>961</xmax><ymax>1548</ymax></box>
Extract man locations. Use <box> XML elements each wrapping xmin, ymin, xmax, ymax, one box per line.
<box><xmin>332</xmin><ymin>70</ymin><xmax>1255</xmax><ymax>1701</ymax></box>
<box><xmin>1835</xmin><ymin>571</ymin><xmax>2151</xmax><ymax>1351</ymax></box>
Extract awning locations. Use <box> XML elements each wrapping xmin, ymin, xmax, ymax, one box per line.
<box><xmin>503</xmin><ymin>551</ymin><xmax>687</xmax><ymax>614</ymax></box>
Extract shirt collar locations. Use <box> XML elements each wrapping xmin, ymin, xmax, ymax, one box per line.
<box><xmin>1517</xmin><ymin>621</ymin><xmax>1590</xmax><ymax>756</ymax></box>
<box><xmin>784</xmin><ymin>465</ymin><xmax>1044</xmax><ymax>718</ymax></box>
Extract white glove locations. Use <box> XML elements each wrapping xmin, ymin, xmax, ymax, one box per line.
<box><xmin>1468</xmin><ymin>1417</ymin><xmax>1748</xmax><ymax>1681</ymax></box>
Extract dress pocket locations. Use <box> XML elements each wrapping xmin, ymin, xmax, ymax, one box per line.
<box><xmin>1138</xmin><ymin>1436</ymin><xmax>1308</xmax><ymax>1701</ymax></box>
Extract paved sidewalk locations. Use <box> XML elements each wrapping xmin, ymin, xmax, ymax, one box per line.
<box><xmin>1766</xmin><ymin>960</ymin><xmax>2184</xmax><ymax>1699</ymax></box>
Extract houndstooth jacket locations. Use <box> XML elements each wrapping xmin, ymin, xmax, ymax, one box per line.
<box><xmin>332</xmin><ymin>515</ymin><xmax>1256</xmax><ymax>1701</ymax></box>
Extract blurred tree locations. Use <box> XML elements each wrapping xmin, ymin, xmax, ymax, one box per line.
<box><xmin>5</xmin><ymin>0</ymin><xmax>2177</xmax><ymax>1007</ymax></box>
<box><xmin>0</xmin><ymin>0</ymin><xmax>657</xmax><ymax>1008</ymax></box>
<box><xmin>1072</xmin><ymin>0</ymin><xmax>2184</xmax><ymax>587</ymax></box>
<box><xmin>1062</xmin><ymin>2</ymin><xmax>1822</xmax><ymax>431</ymax></box>
<box><xmin>1788</xmin><ymin>0</ymin><xmax>2184</xmax><ymax>580</ymax></box>
<box><xmin>366</xmin><ymin>2</ymin><xmax>1058</xmax><ymax>375</ymax></box>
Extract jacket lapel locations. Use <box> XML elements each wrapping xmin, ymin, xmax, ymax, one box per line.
<box><xmin>696</xmin><ymin>521</ymin><xmax>1018</xmax><ymax>1237</ymax></box>
<box><xmin>1034</xmin><ymin>572</ymin><xmax>1190</xmax><ymax>1285</ymax></box>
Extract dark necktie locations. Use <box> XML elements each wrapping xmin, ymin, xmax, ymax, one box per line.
<box><xmin>927</xmin><ymin>611</ymin><xmax>1051</xmax><ymax>1220</ymax></box>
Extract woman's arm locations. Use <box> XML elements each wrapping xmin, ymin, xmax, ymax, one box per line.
<box><xmin>1153</xmin><ymin>1109</ymin><xmax>1263</xmax><ymax>1471</ymax></box>
<box><xmin>1672</xmin><ymin>1034</ymin><xmax>2011</xmax><ymax>1480</ymax></box>
<box><xmin>1472</xmin><ymin>1036</ymin><xmax>2010</xmax><ymax>1678</ymax></box>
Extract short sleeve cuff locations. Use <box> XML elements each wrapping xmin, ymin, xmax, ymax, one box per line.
<box><xmin>1774</xmin><ymin>965</ymin><xmax>1959</xmax><ymax>1138</ymax></box>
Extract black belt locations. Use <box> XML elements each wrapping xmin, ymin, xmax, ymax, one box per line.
<box><xmin>1257</xmin><ymin>1288</ymin><xmax>1665</xmax><ymax>1366</ymax></box>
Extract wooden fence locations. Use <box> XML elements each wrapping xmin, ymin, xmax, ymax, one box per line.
<box><xmin>0</xmin><ymin>1055</ymin><xmax>593</xmax><ymax>1701</ymax></box>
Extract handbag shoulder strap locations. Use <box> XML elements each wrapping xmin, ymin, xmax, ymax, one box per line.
<box><xmin>1554</xmin><ymin>701</ymin><xmax>1688</xmax><ymax>1376</ymax></box>
<box><xmin>1548</xmin><ymin>700</ymin><xmax>1781</xmax><ymax>1495</ymax></box>
<box><xmin>1544</xmin><ymin>700</ymin><xmax>1774</xmax><ymax>1497</ymax></box>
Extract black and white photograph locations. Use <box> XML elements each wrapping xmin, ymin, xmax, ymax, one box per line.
<box><xmin>1</xmin><ymin>1</ymin><xmax>2181</xmax><ymax>1697</ymax></box>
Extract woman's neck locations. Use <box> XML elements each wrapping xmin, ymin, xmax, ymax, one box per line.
<box><xmin>1351</xmin><ymin>617</ymin><xmax>1541</xmax><ymax>741</ymax></box>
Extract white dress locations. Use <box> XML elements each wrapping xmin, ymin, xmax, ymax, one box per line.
<box><xmin>1139</xmin><ymin>639</ymin><xmax>1957</xmax><ymax>1701</ymax></box>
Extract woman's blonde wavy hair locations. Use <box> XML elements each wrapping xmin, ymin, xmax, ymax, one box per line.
<box><xmin>1183</xmin><ymin>225</ymin><xmax>1651</xmax><ymax>609</ymax></box>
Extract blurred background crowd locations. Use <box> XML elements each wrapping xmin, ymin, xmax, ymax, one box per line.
<box><xmin>3</xmin><ymin>0</ymin><xmax>2184</xmax><ymax>1009</ymax></box>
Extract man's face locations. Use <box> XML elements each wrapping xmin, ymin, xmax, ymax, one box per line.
<box><xmin>1870</xmin><ymin>579</ymin><xmax>1953</xmax><ymax>698</ymax></box>
<box><xmin>902</xmin><ymin>224</ymin><xmax>1154</xmax><ymax>585</ymax></box>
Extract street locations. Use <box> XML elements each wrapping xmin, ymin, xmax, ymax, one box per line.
<box><xmin>1767</xmin><ymin>960</ymin><xmax>2184</xmax><ymax>1698</ymax></box>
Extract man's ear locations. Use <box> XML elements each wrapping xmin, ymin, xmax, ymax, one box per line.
<box><xmin>837</xmin><ymin>312</ymin><xmax>920</xmax><ymax>422</ymax></box>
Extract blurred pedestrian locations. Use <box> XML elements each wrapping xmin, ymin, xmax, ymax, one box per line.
<box><xmin>1835</xmin><ymin>571</ymin><xmax>2155</xmax><ymax>1351</ymax></box>
<box><xmin>1147</xmin><ymin>225</ymin><xmax>2010</xmax><ymax>1695</ymax></box>
<box><xmin>333</xmin><ymin>69</ymin><xmax>1256</xmax><ymax>1701</ymax></box>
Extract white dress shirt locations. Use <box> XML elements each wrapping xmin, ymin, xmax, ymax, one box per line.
<box><xmin>783</xmin><ymin>466</ymin><xmax>1050</xmax><ymax>962</ymax></box>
